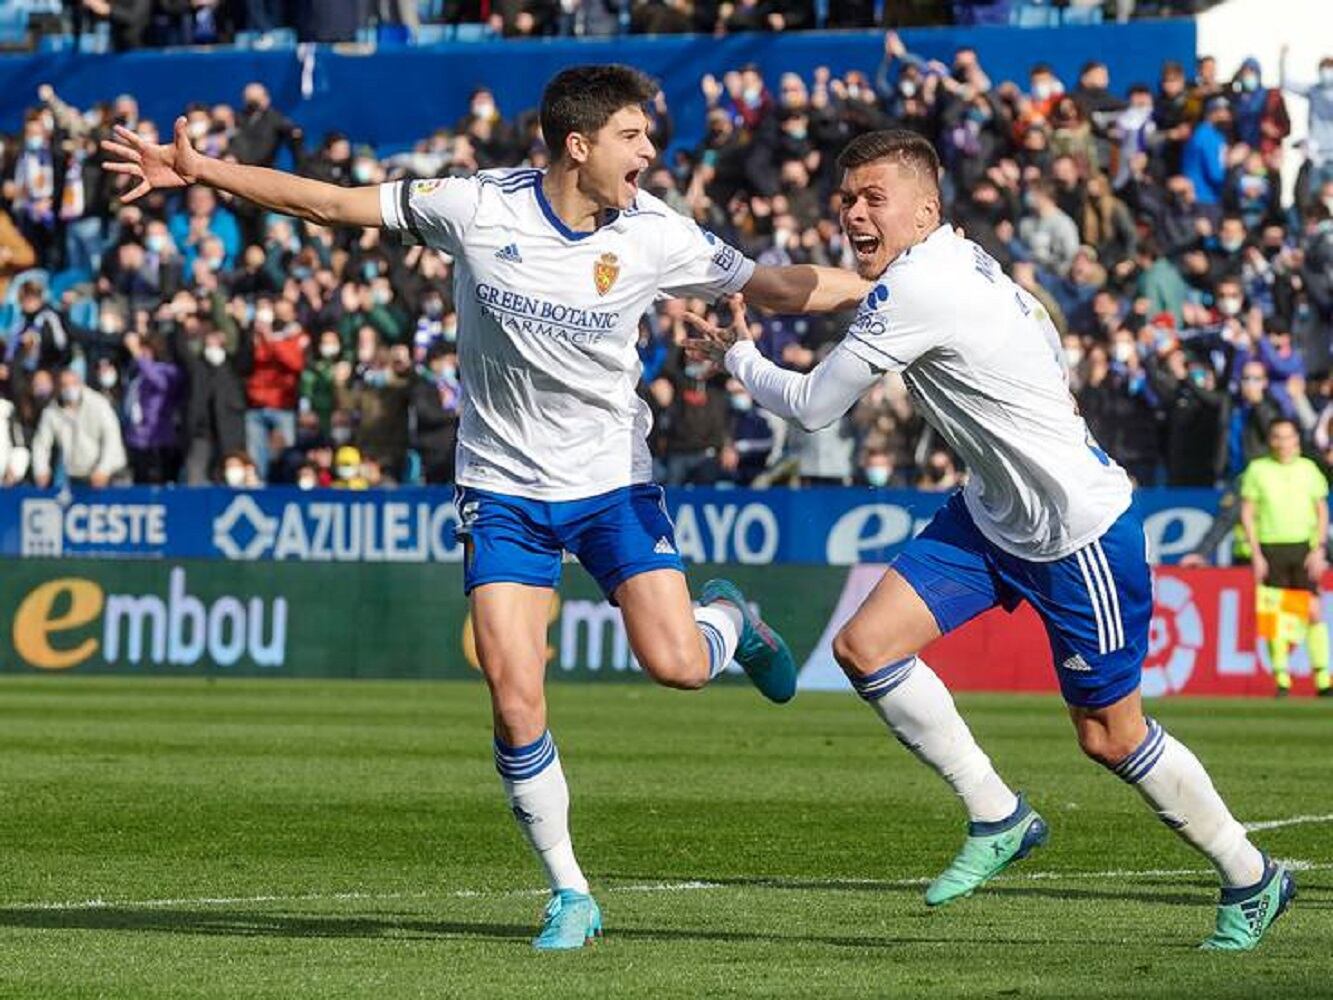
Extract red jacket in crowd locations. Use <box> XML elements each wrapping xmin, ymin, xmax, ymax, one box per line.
<box><xmin>246</xmin><ymin>331</ymin><xmax>306</xmax><ymax>411</ymax></box>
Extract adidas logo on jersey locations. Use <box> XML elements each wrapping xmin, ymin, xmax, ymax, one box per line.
<box><xmin>495</xmin><ymin>243</ymin><xmax>523</xmax><ymax>263</ymax></box>
<box><xmin>654</xmin><ymin>537</ymin><xmax>676</xmax><ymax>555</ymax></box>
<box><xmin>1061</xmin><ymin>654</ymin><xmax>1092</xmax><ymax>673</ymax></box>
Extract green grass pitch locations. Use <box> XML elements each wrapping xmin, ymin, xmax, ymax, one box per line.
<box><xmin>0</xmin><ymin>676</ymin><xmax>1326</xmax><ymax>998</ymax></box>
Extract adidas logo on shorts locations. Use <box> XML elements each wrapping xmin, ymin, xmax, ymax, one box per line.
<box><xmin>654</xmin><ymin>537</ymin><xmax>676</xmax><ymax>555</ymax></box>
<box><xmin>495</xmin><ymin>243</ymin><xmax>523</xmax><ymax>263</ymax></box>
<box><xmin>1061</xmin><ymin>653</ymin><xmax>1092</xmax><ymax>673</ymax></box>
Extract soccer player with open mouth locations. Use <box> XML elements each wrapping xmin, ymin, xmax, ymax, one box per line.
<box><xmin>102</xmin><ymin>63</ymin><xmax>871</xmax><ymax>950</ymax></box>
<box><xmin>685</xmin><ymin>129</ymin><xmax>1295</xmax><ymax>952</ymax></box>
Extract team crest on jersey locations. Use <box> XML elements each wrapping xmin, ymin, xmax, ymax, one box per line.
<box><xmin>593</xmin><ymin>253</ymin><xmax>620</xmax><ymax>296</ymax></box>
<box><xmin>412</xmin><ymin>178</ymin><xmax>444</xmax><ymax>197</ymax></box>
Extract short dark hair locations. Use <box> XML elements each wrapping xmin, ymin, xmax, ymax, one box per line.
<box><xmin>540</xmin><ymin>64</ymin><xmax>657</xmax><ymax>162</ymax></box>
<box><xmin>1268</xmin><ymin>416</ymin><xmax>1299</xmax><ymax>437</ymax></box>
<box><xmin>835</xmin><ymin>129</ymin><xmax>941</xmax><ymax>192</ymax></box>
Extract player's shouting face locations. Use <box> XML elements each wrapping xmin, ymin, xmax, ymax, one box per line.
<box><xmin>835</xmin><ymin>132</ymin><xmax>943</xmax><ymax>280</ymax></box>
<box><xmin>573</xmin><ymin>104</ymin><xmax>657</xmax><ymax>211</ymax></box>
<box><xmin>540</xmin><ymin>64</ymin><xmax>660</xmax><ymax>212</ymax></box>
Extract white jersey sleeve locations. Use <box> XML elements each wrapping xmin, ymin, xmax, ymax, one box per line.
<box><xmin>839</xmin><ymin>276</ymin><xmax>948</xmax><ymax>374</ymax></box>
<box><xmin>657</xmin><ymin>216</ymin><xmax>755</xmax><ymax>300</ymax></box>
<box><xmin>379</xmin><ymin>176</ymin><xmax>482</xmax><ymax>255</ymax></box>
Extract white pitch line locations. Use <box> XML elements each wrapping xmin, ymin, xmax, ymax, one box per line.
<box><xmin>1244</xmin><ymin>813</ymin><xmax>1333</xmax><ymax>833</ymax></box>
<box><xmin>3</xmin><ymin>864</ymin><xmax>1327</xmax><ymax>914</ymax></box>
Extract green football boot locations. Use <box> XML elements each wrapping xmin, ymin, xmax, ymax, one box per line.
<box><xmin>1200</xmin><ymin>858</ymin><xmax>1296</xmax><ymax>951</ymax></box>
<box><xmin>925</xmin><ymin>794</ymin><xmax>1049</xmax><ymax>907</ymax></box>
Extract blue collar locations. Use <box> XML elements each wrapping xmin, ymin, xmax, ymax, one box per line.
<box><xmin>533</xmin><ymin>178</ymin><xmax>619</xmax><ymax>242</ymax></box>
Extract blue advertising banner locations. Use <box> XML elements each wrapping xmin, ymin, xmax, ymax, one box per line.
<box><xmin>0</xmin><ymin>486</ymin><xmax>1225</xmax><ymax>566</ymax></box>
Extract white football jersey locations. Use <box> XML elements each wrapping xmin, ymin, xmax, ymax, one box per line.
<box><xmin>842</xmin><ymin>225</ymin><xmax>1132</xmax><ymax>561</ymax></box>
<box><xmin>379</xmin><ymin>168</ymin><xmax>754</xmax><ymax>500</ymax></box>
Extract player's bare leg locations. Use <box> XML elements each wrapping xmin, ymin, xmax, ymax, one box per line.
<box><xmin>616</xmin><ymin>568</ymin><xmax>798</xmax><ymax>703</ymax></box>
<box><xmin>833</xmin><ymin>568</ymin><xmax>1042</xmax><ymax>905</ymax></box>
<box><xmin>1071</xmin><ymin>689</ymin><xmax>1295</xmax><ymax>950</ymax></box>
<box><xmin>472</xmin><ymin>583</ymin><xmax>600</xmax><ymax>950</ymax></box>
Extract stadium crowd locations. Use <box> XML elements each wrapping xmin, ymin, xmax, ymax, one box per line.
<box><xmin>0</xmin><ymin>35</ymin><xmax>1331</xmax><ymax>491</ymax></box>
<box><xmin>57</xmin><ymin>1</ymin><xmax>1214</xmax><ymax>49</ymax></box>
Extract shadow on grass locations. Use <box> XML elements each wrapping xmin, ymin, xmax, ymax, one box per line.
<box><xmin>0</xmin><ymin>908</ymin><xmax>1089</xmax><ymax>949</ymax></box>
<box><xmin>601</xmin><ymin>873</ymin><xmax>1211</xmax><ymax>907</ymax></box>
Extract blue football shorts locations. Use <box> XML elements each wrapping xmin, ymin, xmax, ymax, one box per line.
<box><xmin>454</xmin><ymin>483</ymin><xmax>684</xmax><ymax>602</ymax></box>
<box><xmin>892</xmin><ymin>492</ymin><xmax>1152</xmax><ymax>708</ymax></box>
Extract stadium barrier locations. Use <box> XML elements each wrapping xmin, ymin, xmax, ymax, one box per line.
<box><xmin>2</xmin><ymin>557</ymin><xmax>1319</xmax><ymax>697</ymax></box>
<box><xmin>0</xmin><ymin>21</ymin><xmax>1196</xmax><ymax>153</ymax></box>
<box><xmin>0</xmin><ymin>486</ymin><xmax>1228</xmax><ymax>565</ymax></box>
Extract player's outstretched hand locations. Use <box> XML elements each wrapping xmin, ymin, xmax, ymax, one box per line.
<box><xmin>682</xmin><ymin>293</ymin><xmax>753</xmax><ymax>364</ymax></box>
<box><xmin>101</xmin><ymin>116</ymin><xmax>201</xmax><ymax>203</ymax></box>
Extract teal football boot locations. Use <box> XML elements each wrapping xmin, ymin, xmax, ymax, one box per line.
<box><xmin>699</xmin><ymin>579</ymin><xmax>797</xmax><ymax>703</ymax></box>
<box><xmin>1200</xmin><ymin>858</ymin><xmax>1296</xmax><ymax>951</ymax></box>
<box><xmin>925</xmin><ymin>795</ymin><xmax>1049</xmax><ymax>907</ymax></box>
<box><xmin>532</xmin><ymin>889</ymin><xmax>602</xmax><ymax>951</ymax></box>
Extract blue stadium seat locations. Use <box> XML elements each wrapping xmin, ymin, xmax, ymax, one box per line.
<box><xmin>49</xmin><ymin>267</ymin><xmax>90</xmax><ymax>301</ymax></box>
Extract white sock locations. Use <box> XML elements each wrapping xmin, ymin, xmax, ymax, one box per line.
<box><xmin>1111</xmin><ymin>718</ymin><xmax>1265</xmax><ymax>887</ymax></box>
<box><xmin>851</xmin><ymin>656</ymin><xmax>1019</xmax><ymax>824</ymax></box>
<box><xmin>695</xmin><ymin>604</ymin><xmax>741</xmax><ymax>680</ymax></box>
<box><xmin>494</xmin><ymin>731</ymin><xmax>589</xmax><ymax>894</ymax></box>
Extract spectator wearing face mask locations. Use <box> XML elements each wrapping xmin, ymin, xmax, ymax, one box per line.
<box><xmin>725</xmin><ymin>381</ymin><xmax>776</xmax><ymax>486</ymax></box>
<box><xmin>31</xmin><ymin>368</ymin><xmax>127</xmax><ymax>488</ymax></box>
<box><xmin>410</xmin><ymin>341</ymin><xmax>461</xmax><ymax>485</ymax></box>
<box><xmin>331</xmin><ymin>444</ymin><xmax>369</xmax><ymax>490</ymax></box>
<box><xmin>171</xmin><ymin>316</ymin><xmax>253</xmax><ymax>485</ymax></box>
<box><xmin>1018</xmin><ymin>181</ymin><xmax>1080</xmax><ymax>277</ymax></box>
<box><xmin>244</xmin><ymin>299</ymin><xmax>308</xmax><ymax>481</ymax></box>
<box><xmin>859</xmin><ymin>444</ymin><xmax>894</xmax><ymax>489</ymax></box>
<box><xmin>1280</xmin><ymin>46</ymin><xmax>1333</xmax><ymax>203</ymax></box>
<box><xmin>335</xmin><ymin>342</ymin><xmax>413</xmax><ymax>479</ymax></box>
<box><xmin>1077</xmin><ymin>339</ymin><xmax>1161</xmax><ymax>486</ymax></box>
<box><xmin>7</xmin><ymin>281</ymin><xmax>71</xmax><ymax>372</ymax></box>
<box><xmin>168</xmin><ymin>186</ymin><xmax>241</xmax><ymax>274</ymax></box>
<box><xmin>1182</xmin><ymin>97</ymin><xmax>1237</xmax><ymax>215</ymax></box>
<box><xmin>1149</xmin><ymin>347</ymin><xmax>1230</xmax><ymax>487</ymax></box>
<box><xmin>227</xmin><ymin>82</ymin><xmax>301</xmax><ymax>169</ymax></box>
<box><xmin>1228</xmin><ymin>359</ymin><xmax>1285</xmax><ymax>477</ymax></box>
<box><xmin>915</xmin><ymin>448</ymin><xmax>963</xmax><ymax>492</ymax></box>
<box><xmin>220</xmin><ymin>449</ymin><xmax>260</xmax><ymax>489</ymax></box>
<box><xmin>300</xmin><ymin>329</ymin><xmax>343</xmax><ymax>435</ymax></box>
<box><xmin>657</xmin><ymin>340</ymin><xmax>730</xmax><ymax>486</ymax></box>
<box><xmin>121</xmin><ymin>329</ymin><xmax>184</xmax><ymax>484</ymax></box>
<box><xmin>1229</xmin><ymin>57</ymin><xmax>1289</xmax><ymax>163</ymax></box>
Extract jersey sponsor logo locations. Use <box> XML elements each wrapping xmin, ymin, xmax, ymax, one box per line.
<box><xmin>593</xmin><ymin>252</ymin><xmax>620</xmax><ymax>296</ymax></box>
<box><xmin>473</xmin><ymin>283</ymin><xmax>619</xmax><ymax>347</ymax></box>
<box><xmin>495</xmin><ymin>242</ymin><xmax>523</xmax><ymax>263</ymax></box>
<box><xmin>864</xmin><ymin>283</ymin><xmax>890</xmax><ymax>310</ymax></box>
<box><xmin>411</xmin><ymin>178</ymin><xmax>444</xmax><ymax>197</ymax></box>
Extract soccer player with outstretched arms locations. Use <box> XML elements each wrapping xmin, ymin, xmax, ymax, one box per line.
<box><xmin>102</xmin><ymin>65</ymin><xmax>869</xmax><ymax>950</ymax></box>
<box><xmin>686</xmin><ymin>129</ymin><xmax>1295</xmax><ymax>952</ymax></box>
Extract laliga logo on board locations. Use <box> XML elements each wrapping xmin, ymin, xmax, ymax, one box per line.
<box><xmin>1142</xmin><ymin>575</ymin><xmax>1204</xmax><ymax>697</ymax></box>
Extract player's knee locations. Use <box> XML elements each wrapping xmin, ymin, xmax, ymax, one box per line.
<box><xmin>490</xmin><ymin>684</ymin><xmax>546</xmax><ymax>739</ymax></box>
<box><xmin>640</xmin><ymin>638</ymin><xmax>708</xmax><ymax>690</ymax></box>
<box><xmin>1076</xmin><ymin>727</ymin><xmax>1141</xmax><ymax>769</ymax></box>
<box><xmin>833</xmin><ymin>625</ymin><xmax>880</xmax><ymax>678</ymax></box>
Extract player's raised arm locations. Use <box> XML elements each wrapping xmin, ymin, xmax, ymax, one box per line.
<box><xmin>684</xmin><ymin>294</ymin><xmax>880</xmax><ymax>432</ymax></box>
<box><xmin>101</xmin><ymin>116</ymin><xmax>382</xmax><ymax>228</ymax></box>
<box><xmin>742</xmin><ymin>262</ymin><xmax>872</xmax><ymax>315</ymax></box>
